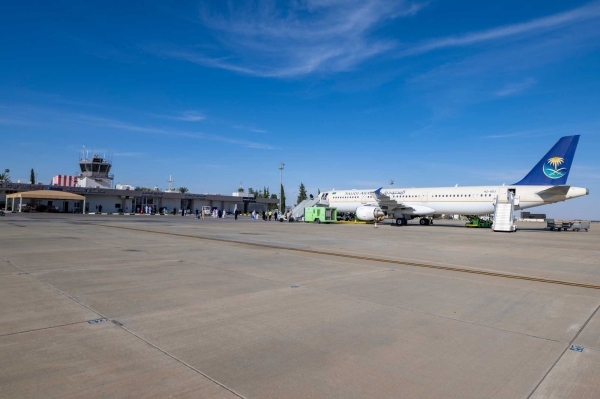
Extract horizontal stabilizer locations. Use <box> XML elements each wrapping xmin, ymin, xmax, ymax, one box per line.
<box><xmin>536</xmin><ymin>185</ymin><xmax>570</xmax><ymax>196</ymax></box>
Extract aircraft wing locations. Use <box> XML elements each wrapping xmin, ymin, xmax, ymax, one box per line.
<box><xmin>536</xmin><ymin>185</ymin><xmax>570</xmax><ymax>196</ymax></box>
<box><xmin>372</xmin><ymin>188</ymin><xmax>400</xmax><ymax>211</ymax></box>
<box><xmin>372</xmin><ymin>188</ymin><xmax>436</xmax><ymax>215</ymax></box>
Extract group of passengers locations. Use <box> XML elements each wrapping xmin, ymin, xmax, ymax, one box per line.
<box><xmin>250</xmin><ymin>209</ymin><xmax>280</xmax><ymax>221</ymax></box>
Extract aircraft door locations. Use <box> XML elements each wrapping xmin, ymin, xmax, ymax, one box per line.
<box><xmin>361</xmin><ymin>194</ymin><xmax>367</xmax><ymax>204</ymax></box>
<box><xmin>498</xmin><ymin>186</ymin><xmax>508</xmax><ymax>201</ymax></box>
<box><xmin>422</xmin><ymin>192</ymin><xmax>428</xmax><ymax>202</ymax></box>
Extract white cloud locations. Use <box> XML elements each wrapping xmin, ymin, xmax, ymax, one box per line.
<box><xmin>154</xmin><ymin>111</ymin><xmax>205</xmax><ymax>122</ymax></box>
<box><xmin>233</xmin><ymin>124</ymin><xmax>268</xmax><ymax>133</ymax></box>
<box><xmin>399</xmin><ymin>2</ymin><xmax>600</xmax><ymax>57</ymax></box>
<box><xmin>172</xmin><ymin>111</ymin><xmax>205</xmax><ymax>121</ymax></box>
<box><xmin>0</xmin><ymin>117</ymin><xmax>41</xmax><ymax>126</ymax></box>
<box><xmin>70</xmin><ymin>114</ymin><xmax>277</xmax><ymax>149</ymax></box>
<box><xmin>0</xmin><ymin>106</ymin><xmax>276</xmax><ymax>150</ymax></box>
<box><xmin>152</xmin><ymin>0</ymin><xmax>426</xmax><ymax>77</ymax></box>
<box><xmin>495</xmin><ymin>78</ymin><xmax>537</xmax><ymax>97</ymax></box>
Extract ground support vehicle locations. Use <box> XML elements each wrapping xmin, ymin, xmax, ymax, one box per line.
<box><xmin>571</xmin><ymin>221</ymin><xmax>590</xmax><ymax>232</ymax></box>
<box><xmin>547</xmin><ymin>219</ymin><xmax>573</xmax><ymax>231</ymax></box>
<box><xmin>546</xmin><ymin>219</ymin><xmax>590</xmax><ymax>231</ymax></box>
<box><xmin>465</xmin><ymin>216</ymin><xmax>493</xmax><ymax>228</ymax></box>
<box><xmin>304</xmin><ymin>207</ymin><xmax>337</xmax><ymax>224</ymax></box>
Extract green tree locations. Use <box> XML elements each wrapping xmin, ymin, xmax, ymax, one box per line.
<box><xmin>248</xmin><ymin>187</ymin><xmax>254</xmax><ymax>196</ymax></box>
<box><xmin>178</xmin><ymin>187</ymin><xmax>189</xmax><ymax>193</ymax></box>
<box><xmin>280</xmin><ymin>184</ymin><xmax>286</xmax><ymax>212</ymax></box>
<box><xmin>30</xmin><ymin>169</ymin><xmax>35</xmax><ymax>184</ymax></box>
<box><xmin>1</xmin><ymin>170</ymin><xmax>11</xmax><ymax>182</ymax></box>
<box><xmin>237</xmin><ymin>187</ymin><xmax>244</xmax><ymax>193</ymax></box>
<box><xmin>297</xmin><ymin>182</ymin><xmax>307</xmax><ymax>204</ymax></box>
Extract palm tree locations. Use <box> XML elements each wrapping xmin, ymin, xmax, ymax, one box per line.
<box><xmin>178</xmin><ymin>187</ymin><xmax>189</xmax><ymax>193</ymax></box>
<box><xmin>0</xmin><ymin>170</ymin><xmax>10</xmax><ymax>182</ymax></box>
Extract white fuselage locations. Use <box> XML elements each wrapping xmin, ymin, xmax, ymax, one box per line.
<box><xmin>321</xmin><ymin>185</ymin><xmax>588</xmax><ymax>216</ymax></box>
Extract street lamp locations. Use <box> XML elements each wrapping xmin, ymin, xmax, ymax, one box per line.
<box><xmin>279</xmin><ymin>162</ymin><xmax>284</xmax><ymax>212</ymax></box>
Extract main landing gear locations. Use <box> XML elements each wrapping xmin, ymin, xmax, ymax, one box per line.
<box><xmin>419</xmin><ymin>218</ymin><xmax>432</xmax><ymax>226</ymax></box>
<box><xmin>395</xmin><ymin>218</ymin><xmax>408</xmax><ymax>226</ymax></box>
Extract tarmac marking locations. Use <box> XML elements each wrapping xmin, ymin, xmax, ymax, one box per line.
<box><xmin>0</xmin><ymin>320</ymin><xmax>90</xmax><ymax>338</ymax></box>
<box><xmin>92</xmin><ymin>223</ymin><xmax>600</xmax><ymax>291</ymax></box>
<box><xmin>1</xmin><ymin>256</ymin><xmax>248</xmax><ymax>399</ymax></box>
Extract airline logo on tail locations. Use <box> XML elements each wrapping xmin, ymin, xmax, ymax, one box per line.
<box><xmin>543</xmin><ymin>157</ymin><xmax>567</xmax><ymax>179</ymax></box>
<box><xmin>514</xmin><ymin>135</ymin><xmax>579</xmax><ymax>186</ymax></box>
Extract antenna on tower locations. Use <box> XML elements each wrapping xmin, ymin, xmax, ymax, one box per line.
<box><xmin>167</xmin><ymin>175</ymin><xmax>174</xmax><ymax>192</ymax></box>
<box><xmin>389</xmin><ymin>179</ymin><xmax>394</xmax><ymax>189</ymax></box>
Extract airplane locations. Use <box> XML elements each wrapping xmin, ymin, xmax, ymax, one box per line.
<box><xmin>318</xmin><ymin>135</ymin><xmax>589</xmax><ymax>226</ymax></box>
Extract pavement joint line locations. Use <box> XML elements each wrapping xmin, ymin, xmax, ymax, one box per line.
<box><xmin>311</xmin><ymin>286</ymin><xmax>567</xmax><ymax>345</ymax></box>
<box><xmin>1</xmin><ymin>257</ymin><xmax>248</xmax><ymax>399</ymax></box>
<box><xmin>91</xmin><ymin>223</ymin><xmax>600</xmax><ymax>291</ymax></box>
<box><xmin>116</xmin><ymin>325</ymin><xmax>248</xmax><ymax>399</ymax></box>
<box><xmin>527</xmin><ymin>302</ymin><xmax>600</xmax><ymax>398</ymax></box>
<box><xmin>1</xmin><ymin>257</ymin><xmax>107</xmax><ymax>320</ymax></box>
<box><xmin>0</xmin><ymin>321</ymin><xmax>90</xmax><ymax>338</ymax></box>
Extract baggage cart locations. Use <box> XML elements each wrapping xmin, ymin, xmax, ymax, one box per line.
<box><xmin>571</xmin><ymin>221</ymin><xmax>590</xmax><ymax>232</ymax></box>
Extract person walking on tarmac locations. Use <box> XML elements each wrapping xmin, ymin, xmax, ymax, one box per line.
<box><xmin>268</xmin><ymin>210</ymin><xmax>272</xmax><ymax>221</ymax></box>
<box><xmin>195</xmin><ymin>209</ymin><xmax>199</xmax><ymax>219</ymax></box>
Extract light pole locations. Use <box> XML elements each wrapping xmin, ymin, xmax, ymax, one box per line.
<box><xmin>389</xmin><ymin>179</ymin><xmax>394</xmax><ymax>189</ymax></box>
<box><xmin>279</xmin><ymin>162</ymin><xmax>284</xmax><ymax>212</ymax></box>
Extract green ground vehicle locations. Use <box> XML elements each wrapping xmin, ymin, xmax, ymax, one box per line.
<box><xmin>304</xmin><ymin>207</ymin><xmax>337</xmax><ymax>224</ymax></box>
<box><xmin>465</xmin><ymin>216</ymin><xmax>493</xmax><ymax>228</ymax></box>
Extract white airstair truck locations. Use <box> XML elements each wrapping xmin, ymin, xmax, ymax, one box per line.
<box><xmin>493</xmin><ymin>186</ymin><xmax>517</xmax><ymax>232</ymax></box>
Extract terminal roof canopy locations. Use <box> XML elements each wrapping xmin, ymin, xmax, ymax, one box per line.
<box><xmin>6</xmin><ymin>190</ymin><xmax>85</xmax><ymax>200</ymax></box>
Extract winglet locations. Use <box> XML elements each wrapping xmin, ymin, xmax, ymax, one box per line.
<box><xmin>373</xmin><ymin>187</ymin><xmax>382</xmax><ymax>196</ymax></box>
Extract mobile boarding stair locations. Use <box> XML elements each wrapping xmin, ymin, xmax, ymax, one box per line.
<box><xmin>492</xmin><ymin>189</ymin><xmax>518</xmax><ymax>232</ymax></box>
<box><xmin>290</xmin><ymin>197</ymin><xmax>322</xmax><ymax>221</ymax></box>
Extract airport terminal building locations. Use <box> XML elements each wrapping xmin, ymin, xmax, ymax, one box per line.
<box><xmin>0</xmin><ymin>182</ymin><xmax>277</xmax><ymax>214</ymax></box>
<box><xmin>0</xmin><ymin>155</ymin><xmax>277</xmax><ymax>214</ymax></box>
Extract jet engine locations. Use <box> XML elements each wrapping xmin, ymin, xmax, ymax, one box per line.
<box><xmin>355</xmin><ymin>206</ymin><xmax>385</xmax><ymax>221</ymax></box>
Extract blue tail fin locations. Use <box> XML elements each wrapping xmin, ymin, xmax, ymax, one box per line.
<box><xmin>514</xmin><ymin>135</ymin><xmax>579</xmax><ymax>186</ymax></box>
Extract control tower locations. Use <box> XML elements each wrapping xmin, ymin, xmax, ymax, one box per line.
<box><xmin>77</xmin><ymin>155</ymin><xmax>114</xmax><ymax>189</ymax></box>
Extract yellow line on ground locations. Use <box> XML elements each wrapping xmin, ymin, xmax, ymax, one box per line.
<box><xmin>93</xmin><ymin>223</ymin><xmax>600</xmax><ymax>290</ymax></box>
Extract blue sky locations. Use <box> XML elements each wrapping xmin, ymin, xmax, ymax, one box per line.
<box><xmin>1</xmin><ymin>1</ymin><xmax>599</xmax><ymax>218</ymax></box>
